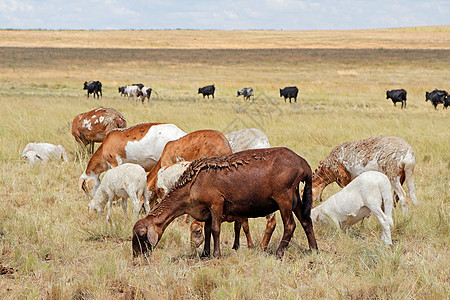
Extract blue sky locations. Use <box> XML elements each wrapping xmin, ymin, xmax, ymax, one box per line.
<box><xmin>0</xmin><ymin>0</ymin><xmax>449</xmax><ymax>30</ymax></box>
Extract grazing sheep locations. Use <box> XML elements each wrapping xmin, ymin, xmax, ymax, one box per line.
<box><xmin>225</xmin><ymin>128</ymin><xmax>271</xmax><ymax>153</ymax></box>
<box><xmin>312</xmin><ymin>136</ymin><xmax>418</xmax><ymax>213</ymax></box>
<box><xmin>88</xmin><ymin>163</ymin><xmax>151</xmax><ymax>221</ymax></box>
<box><xmin>311</xmin><ymin>171</ymin><xmax>394</xmax><ymax>245</ymax></box>
<box><xmin>155</xmin><ymin>161</ymin><xmax>192</xmax><ymax>201</ymax></box>
<box><xmin>22</xmin><ymin>142</ymin><xmax>68</xmax><ymax>163</ymax></box>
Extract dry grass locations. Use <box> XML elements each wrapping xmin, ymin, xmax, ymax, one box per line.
<box><xmin>1</xmin><ymin>26</ymin><xmax>450</xmax><ymax>49</ymax></box>
<box><xmin>0</xmin><ymin>29</ymin><xmax>449</xmax><ymax>299</ymax></box>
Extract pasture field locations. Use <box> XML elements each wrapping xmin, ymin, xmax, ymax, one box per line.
<box><xmin>0</xmin><ymin>28</ymin><xmax>449</xmax><ymax>299</ymax></box>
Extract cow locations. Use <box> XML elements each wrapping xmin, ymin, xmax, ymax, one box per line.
<box><xmin>279</xmin><ymin>86</ymin><xmax>298</xmax><ymax>103</ymax></box>
<box><xmin>236</xmin><ymin>88</ymin><xmax>254</xmax><ymax>101</ymax></box>
<box><xmin>83</xmin><ymin>81</ymin><xmax>102</xmax><ymax>98</ymax></box>
<box><xmin>79</xmin><ymin>123</ymin><xmax>187</xmax><ymax>200</ymax></box>
<box><xmin>137</xmin><ymin>86</ymin><xmax>158</xmax><ymax>103</ymax></box>
<box><xmin>124</xmin><ymin>85</ymin><xmax>141</xmax><ymax>101</ymax></box>
<box><xmin>71</xmin><ymin>107</ymin><xmax>127</xmax><ymax>154</ymax></box>
<box><xmin>426</xmin><ymin>89</ymin><xmax>448</xmax><ymax>109</ymax></box>
<box><xmin>198</xmin><ymin>85</ymin><xmax>215</xmax><ymax>99</ymax></box>
<box><xmin>386</xmin><ymin>89</ymin><xmax>407</xmax><ymax>109</ymax></box>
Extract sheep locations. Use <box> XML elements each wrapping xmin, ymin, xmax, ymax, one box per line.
<box><xmin>22</xmin><ymin>142</ymin><xmax>68</xmax><ymax>163</ymax></box>
<box><xmin>311</xmin><ymin>171</ymin><xmax>394</xmax><ymax>245</ymax></box>
<box><xmin>155</xmin><ymin>161</ymin><xmax>192</xmax><ymax>201</ymax></box>
<box><xmin>88</xmin><ymin>163</ymin><xmax>151</xmax><ymax>221</ymax></box>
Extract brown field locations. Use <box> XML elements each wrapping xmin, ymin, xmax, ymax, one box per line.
<box><xmin>0</xmin><ymin>28</ymin><xmax>449</xmax><ymax>299</ymax></box>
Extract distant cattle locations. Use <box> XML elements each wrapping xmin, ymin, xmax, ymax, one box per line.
<box><xmin>236</xmin><ymin>88</ymin><xmax>254</xmax><ymax>101</ymax></box>
<box><xmin>426</xmin><ymin>89</ymin><xmax>448</xmax><ymax>109</ymax></box>
<box><xmin>83</xmin><ymin>81</ymin><xmax>102</xmax><ymax>98</ymax></box>
<box><xmin>137</xmin><ymin>86</ymin><xmax>158</xmax><ymax>103</ymax></box>
<box><xmin>198</xmin><ymin>84</ymin><xmax>215</xmax><ymax>99</ymax></box>
<box><xmin>386</xmin><ymin>89</ymin><xmax>407</xmax><ymax>109</ymax></box>
<box><xmin>279</xmin><ymin>86</ymin><xmax>298</xmax><ymax>103</ymax></box>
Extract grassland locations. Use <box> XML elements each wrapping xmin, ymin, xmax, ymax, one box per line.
<box><xmin>0</xmin><ymin>28</ymin><xmax>449</xmax><ymax>299</ymax></box>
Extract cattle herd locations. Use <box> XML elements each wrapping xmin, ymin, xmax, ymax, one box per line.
<box><xmin>84</xmin><ymin>80</ymin><xmax>449</xmax><ymax>109</ymax></box>
<box><xmin>21</xmin><ymin>91</ymin><xmax>425</xmax><ymax>259</ymax></box>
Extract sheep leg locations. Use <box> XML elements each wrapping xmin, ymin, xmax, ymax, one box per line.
<box><xmin>367</xmin><ymin>204</ymin><xmax>392</xmax><ymax>245</ymax></box>
<box><xmin>391</xmin><ymin>177</ymin><xmax>408</xmax><ymax>213</ymax></box>
<box><xmin>293</xmin><ymin>191</ymin><xmax>318</xmax><ymax>251</ymax></box>
<box><xmin>232</xmin><ymin>220</ymin><xmax>242</xmax><ymax>250</ymax></box>
<box><xmin>106</xmin><ymin>193</ymin><xmax>114</xmax><ymax>222</ymax></box>
<box><xmin>259</xmin><ymin>213</ymin><xmax>276</xmax><ymax>250</ymax></box>
<box><xmin>241</xmin><ymin>218</ymin><xmax>254</xmax><ymax>249</ymax></box>
<box><xmin>121</xmin><ymin>196</ymin><xmax>128</xmax><ymax>218</ymax></box>
<box><xmin>275</xmin><ymin>196</ymin><xmax>297</xmax><ymax>259</ymax></box>
<box><xmin>404</xmin><ymin>163</ymin><xmax>419</xmax><ymax>206</ymax></box>
<box><xmin>130</xmin><ymin>192</ymin><xmax>142</xmax><ymax>221</ymax></box>
<box><xmin>201</xmin><ymin>218</ymin><xmax>212</xmax><ymax>258</ymax></box>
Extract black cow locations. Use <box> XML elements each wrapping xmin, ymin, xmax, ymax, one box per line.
<box><xmin>386</xmin><ymin>89</ymin><xmax>407</xmax><ymax>109</ymax></box>
<box><xmin>279</xmin><ymin>86</ymin><xmax>298</xmax><ymax>103</ymax></box>
<box><xmin>236</xmin><ymin>87</ymin><xmax>254</xmax><ymax>101</ymax></box>
<box><xmin>83</xmin><ymin>81</ymin><xmax>102</xmax><ymax>98</ymax></box>
<box><xmin>426</xmin><ymin>89</ymin><xmax>448</xmax><ymax>109</ymax></box>
<box><xmin>198</xmin><ymin>84</ymin><xmax>215</xmax><ymax>99</ymax></box>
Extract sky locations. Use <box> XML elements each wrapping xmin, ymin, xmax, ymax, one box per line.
<box><xmin>0</xmin><ymin>0</ymin><xmax>449</xmax><ymax>30</ymax></box>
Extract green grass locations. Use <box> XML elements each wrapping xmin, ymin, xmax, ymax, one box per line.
<box><xmin>0</xmin><ymin>31</ymin><xmax>449</xmax><ymax>299</ymax></box>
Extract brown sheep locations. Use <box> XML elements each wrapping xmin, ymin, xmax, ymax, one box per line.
<box><xmin>133</xmin><ymin>147</ymin><xmax>318</xmax><ymax>259</ymax></box>
<box><xmin>71</xmin><ymin>107</ymin><xmax>127</xmax><ymax>153</ymax></box>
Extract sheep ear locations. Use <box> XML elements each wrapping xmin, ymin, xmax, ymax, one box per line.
<box><xmin>147</xmin><ymin>224</ymin><xmax>159</xmax><ymax>248</ymax></box>
<box><xmin>81</xmin><ymin>180</ymin><xmax>88</xmax><ymax>193</ymax></box>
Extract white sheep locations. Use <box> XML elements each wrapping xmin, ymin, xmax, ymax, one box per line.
<box><xmin>155</xmin><ymin>161</ymin><xmax>192</xmax><ymax>200</ymax></box>
<box><xmin>225</xmin><ymin>128</ymin><xmax>271</xmax><ymax>153</ymax></box>
<box><xmin>311</xmin><ymin>171</ymin><xmax>394</xmax><ymax>245</ymax></box>
<box><xmin>22</xmin><ymin>142</ymin><xmax>68</xmax><ymax>163</ymax></box>
<box><xmin>88</xmin><ymin>163</ymin><xmax>151</xmax><ymax>221</ymax></box>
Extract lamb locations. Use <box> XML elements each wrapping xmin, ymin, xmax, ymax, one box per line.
<box><xmin>88</xmin><ymin>163</ymin><xmax>151</xmax><ymax>221</ymax></box>
<box><xmin>311</xmin><ymin>171</ymin><xmax>394</xmax><ymax>245</ymax></box>
<box><xmin>154</xmin><ymin>161</ymin><xmax>192</xmax><ymax>201</ymax></box>
<box><xmin>22</xmin><ymin>142</ymin><xmax>68</xmax><ymax>163</ymax></box>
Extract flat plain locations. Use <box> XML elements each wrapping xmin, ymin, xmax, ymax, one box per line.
<box><xmin>0</xmin><ymin>27</ymin><xmax>449</xmax><ymax>299</ymax></box>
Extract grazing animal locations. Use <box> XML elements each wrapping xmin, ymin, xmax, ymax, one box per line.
<box><xmin>22</xmin><ymin>143</ymin><xmax>68</xmax><ymax>163</ymax></box>
<box><xmin>225</xmin><ymin>127</ymin><xmax>274</xmax><ymax>249</ymax></box>
<box><xmin>124</xmin><ymin>85</ymin><xmax>141</xmax><ymax>101</ymax></box>
<box><xmin>71</xmin><ymin>107</ymin><xmax>127</xmax><ymax>154</ymax></box>
<box><xmin>132</xmin><ymin>147</ymin><xmax>318</xmax><ymax>259</ymax></box>
<box><xmin>312</xmin><ymin>136</ymin><xmax>418</xmax><ymax>213</ymax></box>
<box><xmin>79</xmin><ymin>123</ymin><xmax>186</xmax><ymax>199</ymax></box>
<box><xmin>386</xmin><ymin>89</ymin><xmax>407</xmax><ymax>108</ymax></box>
<box><xmin>311</xmin><ymin>171</ymin><xmax>394</xmax><ymax>245</ymax></box>
<box><xmin>279</xmin><ymin>86</ymin><xmax>298</xmax><ymax>103</ymax></box>
<box><xmin>83</xmin><ymin>81</ymin><xmax>102</xmax><ymax>98</ymax></box>
<box><xmin>444</xmin><ymin>95</ymin><xmax>450</xmax><ymax>109</ymax></box>
<box><xmin>225</xmin><ymin>128</ymin><xmax>271</xmax><ymax>153</ymax></box>
<box><xmin>198</xmin><ymin>84</ymin><xmax>215</xmax><ymax>99</ymax></box>
<box><xmin>426</xmin><ymin>89</ymin><xmax>448</xmax><ymax>109</ymax></box>
<box><xmin>137</xmin><ymin>86</ymin><xmax>155</xmax><ymax>103</ymax></box>
<box><xmin>88</xmin><ymin>163</ymin><xmax>151</xmax><ymax>221</ymax></box>
<box><xmin>154</xmin><ymin>161</ymin><xmax>255</xmax><ymax>251</ymax></box>
<box><xmin>146</xmin><ymin>130</ymin><xmax>233</xmax><ymax>206</ymax></box>
<box><xmin>236</xmin><ymin>88</ymin><xmax>254</xmax><ymax>101</ymax></box>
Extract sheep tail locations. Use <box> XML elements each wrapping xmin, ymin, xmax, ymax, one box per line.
<box><xmin>301</xmin><ymin>171</ymin><xmax>313</xmax><ymax>220</ymax></box>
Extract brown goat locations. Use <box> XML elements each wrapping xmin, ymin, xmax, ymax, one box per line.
<box><xmin>146</xmin><ymin>129</ymin><xmax>233</xmax><ymax>207</ymax></box>
<box><xmin>71</xmin><ymin>107</ymin><xmax>127</xmax><ymax>153</ymax></box>
<box><xmin>133</xmin><ymin>147</ymin><xmax>318</xmax><ymax>259</ymax></box>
